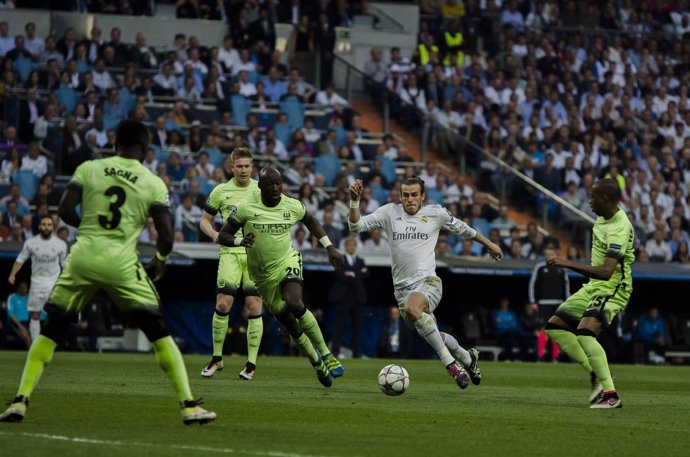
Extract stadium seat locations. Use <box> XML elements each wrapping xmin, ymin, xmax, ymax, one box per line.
<box><xmin>274</xmin><ymin>122</ymin><xmax>292</xmax><ymax>147</ymax></box>
<box><xmin>56</xmin><ymin>87</ymin><xmax>78</xmax><ymax>115</ymax></box>
<box><xmin>279</xmin><ymin>99</ymin><xmax>305</xmax><ymax>132</ymax></box>
<box><xmin>205</xmin><ymin>147</ymin><xmax>225</xmax><ymax>167</ymax></box>
<box><xmin>12</xmin><ymin>57</ymin><xmax>36</xmax><ymax>83</ymax></box>
<box><xmin>370</xmin><ymin>183</ymin><xmax>388</xmax><ymax>204</ymax></box>
<box><xmin>313</xmin><ymin>154</ymin><xmax>342</xmax><ymax>187</ymax></box>
<box><xmin>427</xmin><ymin>188</ymin><xmax>444</xmax><ymax>205</ymax></box>
<box><xmin>231</xmin><ymin>95</ymin><xmax>251</xmax><ymax>127</ymax></box>
<box><xmin>375</xmin><ymin>156</ymin><xmax>397</xmax><ymax>185</ymax></box>
<box><xmin>12</xmin><ymin>170</ymin><xmax>40</xmax><ymax>201</ymax></box>
<box><xmin>151</xmin><ymin>145</ymin><xmax>168</xmax><ymax>163</ymax></box>
<box><xmin>103</xmin><ymin>115</ymin><xmax>120</xmax><ymax>132</ymax></box>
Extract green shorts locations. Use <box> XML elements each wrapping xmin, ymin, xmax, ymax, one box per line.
<box><xmin>217</xmin><ymin>252</ymin><xmax>258</xmax><ymax>297</ymax></box>
<box><xmin>50</xmin><ymin>247</ymin><xmax>159</xmax><ymax>314</ymax></box>
<box><xmin>253</xmin><ymin>251</ymin><xmax>303</xmax><ymax>315</ymax></box>
<box><xmin>554</xmin><ymin>281</ymin><xmax>632</xmax><ymax>328</ymax></box>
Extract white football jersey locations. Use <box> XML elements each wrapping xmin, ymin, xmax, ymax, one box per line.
<box><xmin>349</xmin><ymin>203</ymin><xmax>477</xmax><ymax>288</ymax></box>
<box><xmin>16</xmin><ymin>235</ymin><xmax>68</xmax><ymax>290</ymax></box>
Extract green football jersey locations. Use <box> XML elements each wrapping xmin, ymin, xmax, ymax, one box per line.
<box><xmin>70</xmin><ymin>156</ymin><xmax>169</xmax><ymax>260</ymax></box>
<box><xmin>589</xmin><ymin>208</ymin><xmax>635</xmax><ymax>290</ymax></box>
<box><xmin>229</xmin><ymin>192</ymin><xmax>306</xmax><ymax>281</ymax></box>
<box><xmin>205</xmin><ymin>178</ymin><xmax>259</xmax><ymax>254</ymax></box>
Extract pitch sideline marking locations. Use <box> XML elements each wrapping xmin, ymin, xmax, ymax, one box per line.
<box><xmin>0</xmin><ymin>431</ymin><xmax>332</xmax><ymax>457</ymax></box>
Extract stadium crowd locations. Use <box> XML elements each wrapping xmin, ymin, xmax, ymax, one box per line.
<box><xmin>0</xmin><ymin>0</ymin><xmax>689</xmax><ymax>267</ymax></box>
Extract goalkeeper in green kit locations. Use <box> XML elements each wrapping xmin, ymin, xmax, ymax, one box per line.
<box><xmin>544</xmin><ymin>178</ymin><xmax>634</xmax><ymax>409</ymax></box>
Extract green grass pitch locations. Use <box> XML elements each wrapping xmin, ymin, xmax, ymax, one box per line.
<box><xmin>1</xmin><ymin>352</ymin><xmax>689</xmax><ymax>457</ymax></box>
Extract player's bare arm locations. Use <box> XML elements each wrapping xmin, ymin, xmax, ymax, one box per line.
<box><xmin>473</xmin><ymin>232</ymin><xmax>503</xmax><ymax>261</ymax></box>
<box><xmin>302</xmin><ymin>211</ymin><xmax>345</xmax><ymax>271</ymax></box>
<box><xmin>145</xmin><ymin>205</ymin><xmax>174</xmax><ymax>282</ymax></box>
<box><xmin>58</xmin><ymin>183</ymin><xmax>82</xmax><ymax>227</ymax></box>
<box><xmin>8</xmin><ymin>260</ymin><xmax>24</xmax><ymax>285</ymax></box>
<box><xmin>348</xmin><ymin>179</ymin><xmax>364</xmax><ymax>224</ymax></box>
<box><xmin>199</xmin><ymin>211</ymin><xmax>219</xmax><ymax>243</ymax></box>
<box><xmin>217</xmin><ymin>219</ymin><xmax>255</xmax><ymax>248</ymax></box>
<box><xmin>546</xmin><ymin>252</ymin><xmax>617</xmax><ymax>281</ymax></box>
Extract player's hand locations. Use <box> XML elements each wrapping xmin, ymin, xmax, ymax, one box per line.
<box><xmin>240</xmin><ymin>232</ymin><xmax>255</xmax><ymax>248</ymax></box>
<box><xmin>144</xmin><ymin>256</ymin><xmax>167</xmax><ymax>282</ymax></box>
<box><xmin>349</xmin><ymin>179</ymin><xmax>363</xmax><ymax>201</ymax></box>
<box><xmin>546</xmin><ymin>255</ymin><xmax>564</xmax><ymax>268</ymax></box>
<box><xmin>487</xmin><ymin>242</ymin><xmax>503</xmax><ymax>261</ymax></box>
<box><xmin>326</xmin><ymin>246</ymin><xmax>345</xmax><ymax>271</ymax></box>
<box><xmin>212</xmin><ymin>231</ymin><xmax>220</xmax><ymax>244</ymax></box>
<box><xmin>8</xmin><ymin>274</ymin><xmax>16</xmax><ymax>285</ymax></box>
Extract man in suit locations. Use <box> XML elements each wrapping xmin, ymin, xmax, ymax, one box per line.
<box><xmin>328</xmin><ymin>237</ymin><xmax>369</xmax><ymax>358</ymax></box>
<box><xmin>379</xmin><ymin>306</ymin><xmax>414</xmax><ymax>358</ymax></box>
<box><xmin>18</xmin><ymin>88</ymin><xmax>43</xmax><ymax>143</ymax></box>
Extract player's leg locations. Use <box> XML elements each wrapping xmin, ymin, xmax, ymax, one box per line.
<box><xmin>280</xmin><ymin>253</ymin><xmax>344</xmax><ymax>377</ymax></box>
<box><xmin>240</xmin><ymin>295</ymin><xmax>263</xmax><ymax>380</ymax></box>
<box><xmin>261</xmin><ymin>282</ymin><xmax>332</xmax><ymax>387</ymax></box>
<box><xmin>283</xmin><ymin>280</ymin><xmax>344</xmax><ymax>378</ymax></box>
<box><xmin>110</xmin><ymin>263</ymin><xmax>216</xmax><ymax>424</ymax></box>
<box><xmin>1</xmin><ymin>261</ymin><xmax>95</xmax><ymax>423</ymax></box>
<box><xmin>204</xmin><ymin>254</ymin><xmax>241</xmax><ymax>377</ymax></box>
<box><xmin>27</xmin><ymin>289</ymin><xmax>49</xmax><ymax>343</ymax></box>
<box><xmin>240</xmin><ymin>264</ymin><xmax>263</xmax><ymax>380</ymax></box>
<box><xmin>577</xmin><ymin>291</ymin><xmax>628</xmax><ymax>409</ymax></box>
<box><xmin>401</xmin><ymin>278</ymin><xmax>469</xmax><ymax>389</ymax></box>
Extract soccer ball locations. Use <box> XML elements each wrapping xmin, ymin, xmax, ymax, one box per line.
<box><xmin>377</xmin><ymin>364</ymin><xmax>410</xmax><ymax>396</ymax></box>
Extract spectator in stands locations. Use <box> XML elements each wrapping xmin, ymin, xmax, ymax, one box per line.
<box><xmin>237</xmin><ymin>70</ymin><xmax>257</xmax><ymax>97</ymax></box>
<box><xmin>91</xmin><ymin>58</ymin><xmax>116</xmax><ymax>92</ymax></box>
<box><xmin>142</xmin><ymin>147</ymin><xmax>158</xmax><ymax>174</ymax></box>
<box><xmin>315</xmin><ymin>83</ymin><xmax>348</xmax><ymax>109</ymax></box>
<box><xmin>1</xmin><ymin>147</ymin><xmax>20</xmax><ymax>176</ymax></box>
<box><xmin>153</xmin><ymin>62</ymin><xmax>177</xmax><ymax>96</ymax></box>
<box><xmin>291</xmin><ymin>225</ymin><xmax>311</xmax><ymax>252</ymax></box>
<box><xmin>0</xmin><ymin>21</ymin><xmax>14</xmax><ymax>58</ymax></box>
<box><xmin>24</xmin><ymin>22</ymin><xmax>44</xmax><ymax>60</ymax></box>
<box><xmin>636</xmin><ymin>306</ymin><xmax>668</xmax><ymax>365</ymax></box>
<box><xmin>17</xmin><ymin>88</ymin><xmax>42</xmax><ymax>143</ymax></box>
<box><xmin>321</xmin><ymin>209</ymin><xmax>343</xmax><ymax>249</ymax></box>
<box><xmin>166</xmin><ymin>151</ymin><xmax>186</xmax><ymax>182</ymax></box>
<box><xmin>645</xmin><ymin>229</ymin><xmax>672</xmax><ymax>262</ymax></box>
<box><xmin>19</xmin><ymin>142</ymin><xmax>47</xmax><ymax>178</ymax></box>
<box><xmin>0</xmin><ymin>184</ymin><xmax>29</xmax><ymax>215</ymax></box>
<box><xmin>314</xmin><ymin>12</ymin><xmax>336</xmax><ymax>84</ymax></box>
<box><xmin>262</xmin><ymin>66</ymin><xmax>286</xmax><ymax>102</ymax></box>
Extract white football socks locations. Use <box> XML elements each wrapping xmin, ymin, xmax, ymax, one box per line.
<box><xmin>29</xmin><ymin>319</ymin><xmax>41</xmax><ymax>343</ymax></box>
<box><xmin>442</xmin><ymin>332</ymin><xmax>472</xmax><ymax>367</ymax></box>
<box><xmin>414</xmin><ymin>313</ymin><xmax>455</xmax><ymax>366</ymax></box>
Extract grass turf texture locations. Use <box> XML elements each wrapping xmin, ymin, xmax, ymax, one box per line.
<box><xmin>0</xmin><ymin>352</ymin><xmax>689</xmax><ymax>457</ymax></box>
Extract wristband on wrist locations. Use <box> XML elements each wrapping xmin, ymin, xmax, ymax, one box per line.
<box><xmin>234</xmin><ymin>237</ymin><xmax>243</xmax><ymax>246</ymax></box>
<box><xmin>155</xmin><ymin>252</ymin><xmax>168</xmax><ymax>262</ymax></box>
<box><xmin>319</xmin><ymin>236</ymin><xmax>333</xmax><ymax>248</ymax></box>
<box><xmin>349</xmin><ymin>199</ymin><xmax>360</xmax><ymax>209</ymax></box>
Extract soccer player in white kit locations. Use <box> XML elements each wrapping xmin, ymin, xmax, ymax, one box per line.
<box><xmin>8</xmin><ymin>215</ymin><xmax>68</xmax><ymax>343</ymax></box>
<box><xmin>348</xmin><ymin>177</ymin><xmax>503</xmax><ymax>389</ymax></box>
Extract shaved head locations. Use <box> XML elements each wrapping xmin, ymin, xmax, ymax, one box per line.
<box><xmin>259</xmin><ymin>166</ymin><xmax>281</xmax><ymax>181</ymax></box>
<box><xmin>593</xmin><ymin>178</ymin><xmax>621</xmax><ymax>203</ymax></box>
<box><xmin>258</xmin><ymin>166</ymin><xmax>283</xmax><ymax>206</ymax></box>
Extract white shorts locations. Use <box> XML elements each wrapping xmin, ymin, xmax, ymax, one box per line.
<box><xmin>394</xmin><ymin>276</ymin><xmax>443</xmax><ymax>315</ymax></box>
<box><xmin>28</xmin><ymin>288</ymin><xmax>51</xmax><ymax>312</ymax></box>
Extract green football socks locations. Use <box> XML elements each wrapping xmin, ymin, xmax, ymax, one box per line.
<box><xmin>246</xmin><ymin>315</ymin><xmax>263</xmax><ymax>366</ymax></box>
<box><xmin>212</xmin><ymin>310</ymin><xmax>229</xmax><ymax>358</ymax></box>
<box><xmin>153</xmin><ymin>336</ymin><xmax>193</xmax><ymax>402</ymax></box>
<box><xmin>290</xmin><ymin>332</ymin><xmax>319</xmax><ymax>365</ymax></box>
<box><xmin>577</xmin><ymin>334</ymin><xmax>615</xmax><ymax>392</ymax></box>
<box><xmin>296</xmin><ymin>309</ymin><xmax>330</xmax><ymax>356</ymax></box>
<box><xmin>545</xmin><ymin>329</ymin><xmax>593</xmax><ymax>373</ymax></box>
<box><xmin>17</xmin><ymin>335</ymin><xmax>57</xmax><ymax>398</ymax></box>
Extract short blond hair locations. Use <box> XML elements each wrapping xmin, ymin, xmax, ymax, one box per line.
<box><xmin>230</xmin><ymin>147</ymin><xmax>253</xmax><ymax>163</ymax></box>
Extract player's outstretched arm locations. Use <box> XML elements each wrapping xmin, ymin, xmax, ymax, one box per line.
<box><xmin>547</xmin><ymin>253</ymin><xmax>617</xmax><ymax>281</ymax></box>
<box><xmin>217</xmin><ymin>219</ymin><xmax>254</xmax><ymax>248</ymax></box>
<box><xmin>302</xmin><ymin>212</ymin><xmax>345</xmax><ymax>271</ymax></box>
<box><xmin>473</xmin><ymin>232</ymin><xmax>503</xmax><ymax>261</ymax></box>
<box><xmin>348</xmin><ymin>179</ymin><xmax>364</xmax><ymax>227</ymax></box>
<box><xmin>58</xmin><ymin>183</ymin><xmax>83</xmax><ymax>227</ymax></box>
<box><xmin>145</xmin><ymin>205</ymin><xmax>174</xmax><ymax>282</ymax></box>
